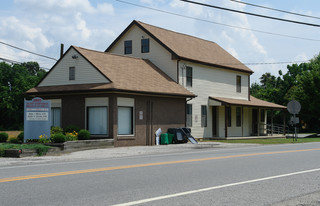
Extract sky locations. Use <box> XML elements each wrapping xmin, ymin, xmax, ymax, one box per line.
<box><xmin>1</xmin><ymin>0</ymin><xmax>320</xmax><ymax>83</ymax></box>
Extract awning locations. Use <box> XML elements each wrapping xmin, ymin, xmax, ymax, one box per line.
<box><xmin>209</xmin><ymin>96</ymin><xmax>286</xmax><ymax>109</ymax></box>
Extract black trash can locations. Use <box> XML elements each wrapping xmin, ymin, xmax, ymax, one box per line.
<box><xmin>167</xmin><ymin>128</ymin><xmax>188</xmax><ymax>144</ymax></box>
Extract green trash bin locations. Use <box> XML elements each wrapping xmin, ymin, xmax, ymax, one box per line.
<box><xmin>160</xmin><ymin>133</ymin><xmax>169</xmax><ymax>145</ymax></box>
<box><xmin>168</xmin><ymin>133</ymin><xmax>174</xmax><ymax>144</ymax></box>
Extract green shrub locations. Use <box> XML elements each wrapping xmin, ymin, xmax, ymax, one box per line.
<box><xmin>65</xmin><ymin>133</ymin><xmax>78</xmax><ymax>141</ymax></box>
<box><xmin>77</xmin><ymin>129</ymin><xmax>90</xmax><ymax>140</ymax></box>
<box><xmin>17</xmin><ymin>132</ymin><xmax>24</xmax><ymax>143</ymax></box>
<box><xmin>51</xmin><ymin>126</ymin><xmax>63</xmax><ymax>135</ymax></box>
<box><xmin>64</xmin><ymin>125</ymin><xmax>80</xmax><ymax>134</ymax></box>
<box><xmin>0</xmin><ymin>133</ymin><xmax>8</xmax><ymax>142</ymax></box>
<box><xmin>51</xmin><ymin>133</ymin><xmax>66</xmax><ymax>143</ymax></box>
<box><xmin>8</xmin><ymin>137</ymin><xmax>19</xmax><ymax>144</ymax></box>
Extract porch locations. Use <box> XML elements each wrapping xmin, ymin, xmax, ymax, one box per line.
<box><xmin>208</xmin><ymin>96</ymin><xmax>287</xmax><ymax>139</ymax></box>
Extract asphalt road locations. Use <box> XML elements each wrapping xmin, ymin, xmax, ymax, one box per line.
<box><xmin>1</xmin><ymin>142</ymin><xmax>320</xmax><ymax>206</ymax></box>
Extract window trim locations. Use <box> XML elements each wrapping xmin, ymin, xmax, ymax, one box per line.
<box><xmin>236</xmin><ymin>75</ymin><xmax>241</xmax><ymax>93</ymax></box>
<box><xmin>124</xmin><ymin>40</ymin><xmax>132</xmax><ymax>54</ymax></box>
<box><xmin>186</xmin><ymin>66</ymin><xmax>193</xmax><ymax>87</ymax></box>
<box><xmin>69</xmin><ymin>67</ymin><xmax>75</xmax><ymax>80</ymax></box>
<box><xmin>141</xmin><ymin>38</ymin><xmax>150</xmax><ymax>53</ymax></box>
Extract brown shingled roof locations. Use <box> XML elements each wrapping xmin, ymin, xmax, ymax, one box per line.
<box><xmin>106</xmin><ymin>20</ymin><xmax>253</xmax><ymax>73</ymax></box>
<box><xmin>27</xmin><ymin>46</ymin><xmax>195</xmax><ymax>98</ymax></box>
<box><xmin>210</xmin><ymin>96</ymin><xmax>286</xmax><ymax>109</ymax></box>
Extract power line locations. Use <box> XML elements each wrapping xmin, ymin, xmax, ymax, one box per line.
<box><xmin>244</xmin><ymin>60</ymin><xmax>310</xmax><ymax>66</ymax></box>
<box><xmin>230</xmin><ymin>0</ymin><xmax>320</xmax><ymax>20</ymax></box>
<box><xmin>0</xmin><ymin>57</ymin><xmax>50</xmax><ymax>71</ymax></box>
<box><xmin>0</xmin><ymin>41</ymin><xmax>58</xmax><ymax>61</ymax></box>
<box><xmin>116</xmin><ymin>0</ymin><xmax>320</xmax><ymax>42</ymax></box>
<box><xmin>180</xmin><ymin>0</ymin><xmax>320</xmax><ymax>27</ymax></box>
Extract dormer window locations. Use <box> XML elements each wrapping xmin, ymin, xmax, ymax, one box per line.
<box><xmin>141</xmin><ymin>39</ymin><xmax>149</xmax><ymax>53</ymax></box>
<box><xmin>69</xmin><ymin>67</ymin><xmax>75</xmax><ymax>80</ymax></box>
<box><xmin>124</xmin><ymin>40</ymin><xmax>132</xmax><ymax>54</ymax></box>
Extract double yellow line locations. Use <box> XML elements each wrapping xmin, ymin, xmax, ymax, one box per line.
<box><xmin>1</xmin><ymin>148</ymin><xmax>319</xmax><ymax>183</ymax></box>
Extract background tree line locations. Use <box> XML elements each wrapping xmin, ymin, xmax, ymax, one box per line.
<box><xmin>251</xmin><ymin>53</ymin><xmax>320</xmax><ymax>132</ymax></box>
<box><xmin>0</xmin><ymin>62</ymin><xmax>46</xmax><ymax>130</ymax></box>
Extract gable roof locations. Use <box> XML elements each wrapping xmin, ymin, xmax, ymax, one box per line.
<box><xmin>27</xmin><ymin>46</ymin><xmax>196</xmax><ymax>98</ymax></box>
<box><xmin>209</xmin><ymin>96</ymin><xmax>286</xmax><ymax>109</ymax></box>
<box><xmin>106</xmin><ymin>20</ymin><xmax>253</xmax><ymax>74</ymax></box>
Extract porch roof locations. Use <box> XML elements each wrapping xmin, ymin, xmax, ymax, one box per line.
<box><xmin>209</xmin><ymin>96</ymin><xmax>286</xmax><ymax>109</ymax></box>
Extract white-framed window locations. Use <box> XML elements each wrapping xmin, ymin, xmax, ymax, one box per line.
<box><xmin>87</xmin><ymin>107</ymin><xmax>108</xmax><ymax>135</ymax></box>
<box><xmin>85</xmin><ymin>97</ymin><xmax>109</xmax><ymax>135</ymax></box>
<box><xmin>117</xmin><ymin>97</ymin><xmax>134</xmax><ymax>135</ymax></box>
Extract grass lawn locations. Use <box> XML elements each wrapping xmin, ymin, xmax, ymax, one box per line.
<box><xmin>205</xmin><ymin>137</ymin><xmax>320</xmax><ymax>144</ymax></box>
<box><xmin>0</xmin><ymin>143</ymin><xmax>51</xmax><ymax>156</ymax></box>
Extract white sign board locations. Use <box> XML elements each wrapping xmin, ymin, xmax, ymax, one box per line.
<box><xmin>24</xmin><ymin>97</ymin><xmax>51</xmax><ymax>141</ymax></box>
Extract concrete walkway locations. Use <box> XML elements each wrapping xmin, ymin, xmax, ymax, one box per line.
<box><xmin>0</xmin><ymin>142</ymin><xmax>258</xmax><ymax>166</ymax></box>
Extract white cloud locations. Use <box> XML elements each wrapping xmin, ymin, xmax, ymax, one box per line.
<box><xmin>75</xmin><ymin>13</ymin><xmax>91</xmax><ymax>40</ymax></box>
<box><xmin>170</xmin><ymin>0</ymin><xmax>204</xmax><ymax>16</ymax></box>
<box><xmin>0</xmin><ymin>16</ymin><xmax>53</xmax><ymax>50</ymax></box>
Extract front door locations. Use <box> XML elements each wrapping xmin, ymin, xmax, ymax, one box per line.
<box><xmin>212</xmin><ymin>106</ymin><xmax>217</xmax><ymax>137</ymax></box>
<box><xmin>252</xmin><ymin>109</ymin><xmax>258</xmax><ymax>135</ymax></box>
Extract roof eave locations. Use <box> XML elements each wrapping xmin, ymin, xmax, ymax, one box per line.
<box><xmin>26</xmin><ymin>87</ymin><xmax>196</xmax><ymax>99</ymax></box>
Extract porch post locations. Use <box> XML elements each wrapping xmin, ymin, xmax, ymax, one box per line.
<box><xmin>225</xmin><ymin>106</ymin><xmax>228</xmax><ymax>138</ymax></box>
<box><xmin>241</xmin><ymin>106</ymin><xmax>244</xmax><ymax>137</ymax></box>
<box><xmin>283</xmin><ymin>110</ymin><xmax>286</xmax><ymax>136</ymax></box>
<box><xmin>271</xmin><ymin>109</ymin><xmax>274</xmax><ymax>136</ymax></box>
<box><xmin>257</xmin><ymin>108</ymin><xmax>260</xmax><ymax>136</ymax></box>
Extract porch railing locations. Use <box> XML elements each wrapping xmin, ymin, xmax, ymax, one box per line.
<box><xmin>258</xmin><ymin>123</ymin><xmax>292</xmax><ymax>136</ymax></box>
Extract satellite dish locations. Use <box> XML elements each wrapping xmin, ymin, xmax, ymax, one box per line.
<box><xmin>287</xmin><ymin>100</ymin><xmax>301</xmax><ymax>114</ymax></box>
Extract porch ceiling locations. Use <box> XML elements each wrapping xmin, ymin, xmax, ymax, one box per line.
<box><xmin>209</xmin><ymin>96</ymin><xmax>286</xmax><ymax>109</ymax></box>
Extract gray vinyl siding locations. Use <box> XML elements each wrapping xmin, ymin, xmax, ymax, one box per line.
<box><xmin>39</xmin><ymin>48</ymin><xmax>109</xmax><ymax>87</ymax></box>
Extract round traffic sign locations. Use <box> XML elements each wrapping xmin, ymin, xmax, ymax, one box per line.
<box><xmin>287</xmin><ymin>100</ymin><xmax>301</xmax><ymax>114</ymax></box>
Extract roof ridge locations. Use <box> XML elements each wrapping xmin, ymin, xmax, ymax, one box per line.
<box><xmin>135</xmin><ymin>20</ymin><xmax>218</xmax><ymax>45</ymax></box>
<box><xmin>73</xmin><ymin>45</ymin><xmax>146</xmax><ymax>61</ymax></box>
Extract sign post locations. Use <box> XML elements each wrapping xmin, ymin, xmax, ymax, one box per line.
<box><xmin>24</xmin><ymin>97</ymin><xmax>51</xmax><ymax>142</ymax></box>
<box><xmin>287</xmin><ymin>100</ymin><xmax>301</xmax><ymax>141</ymax></box>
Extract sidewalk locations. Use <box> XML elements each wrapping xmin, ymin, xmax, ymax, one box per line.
<box><xmin>0</xmin><ymin>142</ymin><xmax>258</xmax><ymax>166</ymax></box>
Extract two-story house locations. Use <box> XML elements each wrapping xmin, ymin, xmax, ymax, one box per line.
<box><xmin>105</xmin><ymin>20</ymin><xmax>286</xmax><ymax>139</ymax></box>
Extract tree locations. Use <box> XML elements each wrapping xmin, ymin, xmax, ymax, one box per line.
<box><xmin>251</xmin><ymin>53</ymin><xmax>320</xmax><ymax>132</ymax></box>
<box><xmin>0</xmin><ymin>62</ymin><xmax>46</xmax><ymax>130</ymax></box>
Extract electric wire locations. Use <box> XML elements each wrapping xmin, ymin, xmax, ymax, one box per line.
<box><xmin>230</xmin><ymin>0</ymin><xmax>320</xmax><ymax>20</ymax></box>
<box><xmin>0</xmin><ymin>41</ymin><xmax>58</xmax><ymax>61</ymax></box>
<box><xmin>116</xmin><ymin>0</ymin><xmax>320</xmax><ymax>42</ymax></box>
<box><xmin>180</xmin><ymin>0</ymin><xmax>320</xmax><ymax>27</ymax></box>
